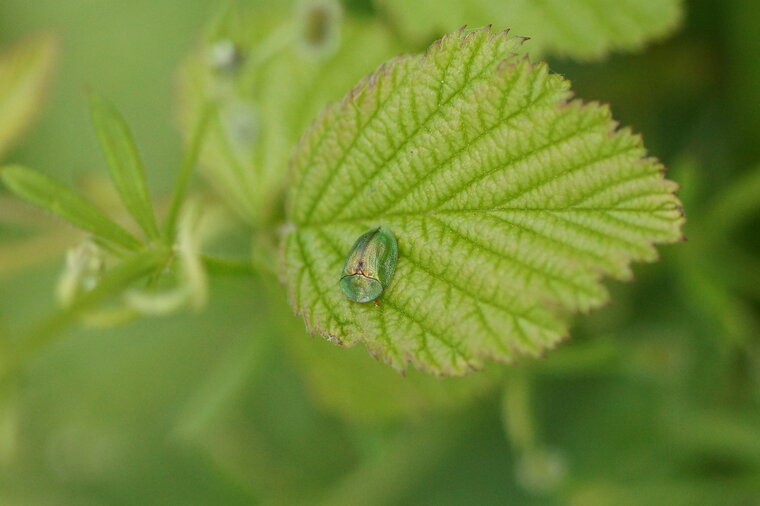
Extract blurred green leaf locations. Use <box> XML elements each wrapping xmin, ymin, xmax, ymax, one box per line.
<box><xmin>176</xmin><ymin>0</ymin><xmax>401</xmax><ymax>226</ymax></box>
<box><xmin>568</xmin><ymin>477</ymin><xmax>760</xmax><ymax>506</ymax></box>
<box><xmin>702</xmin><ymin>164</ymin><xmax>760</xmax><ymax>240</ymax></box>
<box><xmin>163</xmin><ymin>103</ymin><xmax>214</xmax><ymax>240</ymax></box>
<box><xmin>89</xmin><ymin>93</ymin><xmax>160</xmax><ymax>242</ymax></box>
<box><xmin>171</xmin><ymin>323</ymin><xmax>274</xmax><ymax>441</ymax></box>
<box><xmin>178</xmin><ymin>336</ymin><xmax>360</xmax><ymax>504</ymax></box>
<box><xmin>314</xmin><ymin>409</ymin><xmax>483</xmax><ymax>506</ymax></box>
<box><xmin>282</xmin><ymin>27</ymin><xmax>684</xmax><ymax>375</ymax></box>
<box><xmin>375</xmin><ymin>0</ymin><xmax>684</xmax><ymax>60</ymax></box>
<box><xmin>670</xmin><ymin>161</ymin><xmax>760</xmax><ymax>346</ymax></box>
<box><xmin>668</xmin><ymin>409</ymin><xmax>760</xmax><ymax>466</ymax></box>
<box><xmin>0</xmin><ymin>33</ymin><xmax>56</xmax><ymax>159</ymax></box>
<box><xmin>0</xmin><ymin>164</ymin><xmax>142</xmax><ymax>251</ymax></box>
<box><xmin>282</xmin><ymin>311</ymin><xmax>500</xmax><ymax>424</ymax></box>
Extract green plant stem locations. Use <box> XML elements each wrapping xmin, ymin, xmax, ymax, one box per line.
<box><xmin>501</xmin><ymin>372</ymin><xmax>537</xmax><ymax>453</ymax></box>
<box><xmin>200</xmin><ymin>255</ymin><xmax>257</xmax><ymax>277</ymax></box>
<box><xmin>702</xmin><ymin>165</ymin><xmax>760</xmax><ymax>240</ymax></box>
<box><xmin>163</xmin><ymin>103</ymin><xmax>215</xmax><ymax>242</ymax></box>
<box><xmin>316</xmin><ymin>408</ymin><xmax>485</xmax><ymax>506</ymax></box>
<box><xmin>2</xmin><ymin>247</ymin><xmax>169</xmax><ymax>382</ymax></box>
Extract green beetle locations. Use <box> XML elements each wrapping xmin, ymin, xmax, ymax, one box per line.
<box><xmin>339</xmin><ymin>227</ymin><xmax>398</xmax><ymax>303</ymax></box>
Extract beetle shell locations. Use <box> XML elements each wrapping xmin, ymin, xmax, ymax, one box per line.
<box><xmin>339</xmin><ymin>227</ymin><xmax>398</xmax><ymax>303</ymax></box>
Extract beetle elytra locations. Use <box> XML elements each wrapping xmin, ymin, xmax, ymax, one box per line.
<box><xmin>339</xmin><ymin>226</ymin><xmax>398</xmax><ymax>303</ymax></box>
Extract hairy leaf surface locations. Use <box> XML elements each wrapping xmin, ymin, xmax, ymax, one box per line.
<box><xmin>376</xmin><ymin>0</ymin><xmax>683</xmax><ymax>60</ymax></box>
<box><xmin>283</xmin><ymin>28</ymin><xmax>683</xmax><ymax>375</ymax></box>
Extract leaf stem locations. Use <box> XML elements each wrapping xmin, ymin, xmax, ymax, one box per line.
<box><xmin>501</xmin><ymin>372</ymin><xmax>537</xmax><ymax>452</ymax></box>
<box><xmin>702</xmin><ymin>165</ymin><xmax>760</xmax><ymax>240</ymax></box>
<box><xmin>316</xmin><ymin>407</ymin><xmax>485</xmax><ymax>506</ymax></box>
<box><xmin>200</xmin><ymin>254</ymin><xmax>257</xmax><ymax>277</ymax></box>
<box><xmin>1</xmin><ymin>247</ymin><xmax>169</xmax><ymax>383</ymax></box>
<box><xmin>163</xmin><ymin>102</ymin><xmax>215</xmax><ymax>242</ymax></box>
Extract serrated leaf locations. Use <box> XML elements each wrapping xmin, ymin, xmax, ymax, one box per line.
<box><xmin>0</xmin><ymin>165</ymin><xmax>142</xmax><ymax>251</ymax></box>
<box><xmin>177</xmin><ymin>1</ymin><xmax>401</xmax><ymax>226</ymax></box>
<box><xmin>89</xmin><ymin>93</ymin><xmax>160</xmax><ymax>242</ymax></box>
<box><xmin>0</xmin><ymin>33</ymin><xmax>57</xmax><ymax>159</ymax></box>
<box><xmin>375</xmin><ymin>0</ymin><xmax>683</xmax><ymax>60</ymax></box>
<box><xmin>281</xmin><ymin>28</ymin><xmax>684</xmax><ymax>375</ymax></box>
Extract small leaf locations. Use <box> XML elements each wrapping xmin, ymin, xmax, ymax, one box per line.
<box><xmin>375</xmin><ymin>0</ymin><xmax>683</xmax><ymax>60</ymax></box>
<box><xmin>89</xmin><ymin>93</ymin><xmax>160</xmax><ymax>241</ymax></box>
<box><xmin>0</xmin><ymin>165</ymin><xmax>142</xmax><ymax>251</ymax></box>
<box><xmin>0</xmin><ymin>33</ymin><xmax>57</xmax><ymax>159</ymax></box>
<box><xmin>281</xmin><ymin>28</ymin><xmax>684</xmax><ymax>375</ymax></box>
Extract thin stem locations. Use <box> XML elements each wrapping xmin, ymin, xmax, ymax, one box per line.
<box><xmin>501</xmin><ymin>371</ymin><xmax>537</xmax><ymax>452</ymax></box>
<box><xmin>162</xmin><ymin>103</ymin><xmax>216</xmax><ymax>242</ymax></box>
<box><xmin>702</xmin><ymin>165</ymin><xmax>760</xmax><ymax>241</ymax></box>
<box><xmin>1</xmin><ymin>247</ymin><xmax>169</xmax><ymax>383</ymax></box>
<box><xmin>200</xmin><ymin>254</ymin><xmax>257</xmax><ymax>277</ymax></box>
<box><xmin>315</xmin><ymin>408</ymin><xmax>485</xmax><ymax>506</ymax></box>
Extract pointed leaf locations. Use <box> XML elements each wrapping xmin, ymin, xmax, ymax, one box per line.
<box><xmin>89</xmin><ymin>93</ymin><xmax>159</xmax><ymax>241</ymax></box>
<box><xmin>0</xmin><ymin>165</ymin><xmax>142</xmax><ymax>251</ymax></box>
<box><xmin>281</xmin><ymin>28</ymin><xmax>684</xmax><ymax>375</ymax></box>
<box><xmin>0</xmin><ymin>33</ymin><xmax>57</xmax><ymax>159</ymax></box>
<box><xmin>375</xmin><ymin>0</ymin><xmax>683</xmax><ymax>60</ymax></box>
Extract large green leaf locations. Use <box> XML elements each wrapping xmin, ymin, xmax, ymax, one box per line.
<box><xmin>281</xmin><ymin>28</ymin><xmax>684</xmax><ymax>375</ymax></box>
<box><xmin>375</xmin><ymin>0</ymin><xmax>683</xmax><ymax>60</ymax></box>
<box><xmin>0</xmin><ymin>33</ymin><xmax>56</xmax><ymax>159</ymax></box>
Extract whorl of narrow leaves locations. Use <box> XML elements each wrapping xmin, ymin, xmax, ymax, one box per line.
<box><xmin>0</xmin><ymin>165</ymin><xmax>142</xmax><ymax>251</ymax></box>
<box><xmin>281</xmin><ymin>28</ymin><xmax>684</xmax><ymax>375</ymax></box>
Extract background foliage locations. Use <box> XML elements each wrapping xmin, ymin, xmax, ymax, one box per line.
<box><xmin>1</xmin><ymin>0</ymin><xmax>759</xmax><ymax>504</ymax></box>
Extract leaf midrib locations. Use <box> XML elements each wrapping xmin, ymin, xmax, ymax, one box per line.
<box><xmin>294</xmin><ymin>205</ymin><xmax>675</xmax><ymax>230</ymax></box>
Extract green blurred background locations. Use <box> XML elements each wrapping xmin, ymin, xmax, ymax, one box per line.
<box><xmin>1</xmin><ymin>0</ymin><xmax>760</xmax><ymax>504</ymax></box>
